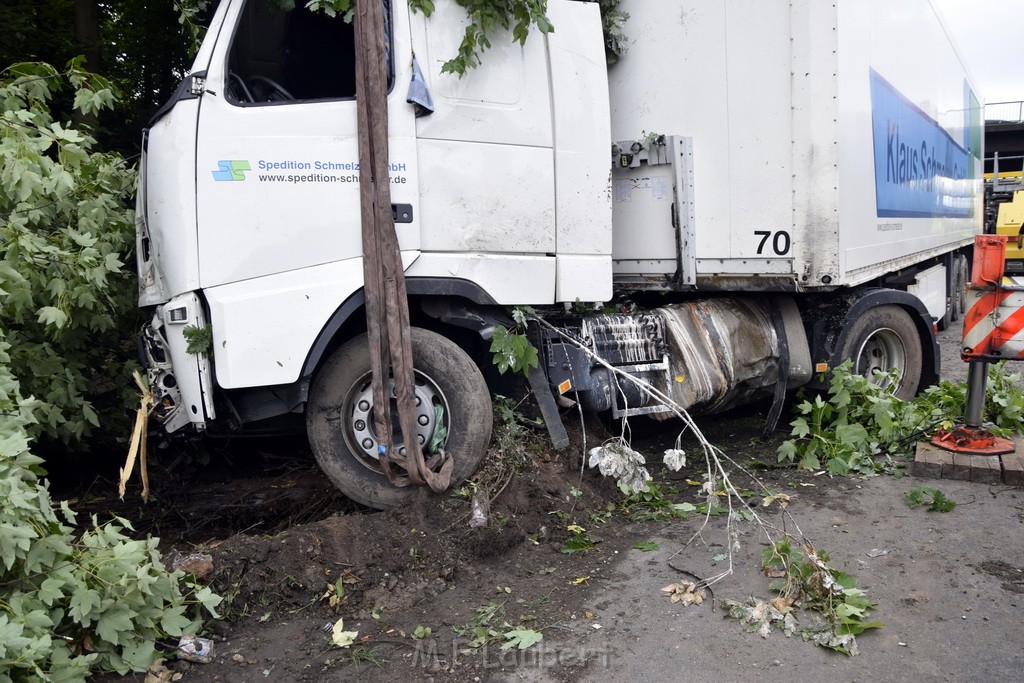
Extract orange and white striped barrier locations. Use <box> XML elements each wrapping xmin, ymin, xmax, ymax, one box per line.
<box><xmin>962</xmin><ymin>235</ymin><xmax>1024</xmax><ymax>361</ymax></box>
<box><xmin>934</xmin><ymin>234</ymin><xmax>1018</xmax><ymax>456</ymax></box>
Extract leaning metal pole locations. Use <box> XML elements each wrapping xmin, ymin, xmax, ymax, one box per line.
<box><xmin>963</xmin><ymin>360</ymin><xmax>988</xmax><ymax>428</ymax></box>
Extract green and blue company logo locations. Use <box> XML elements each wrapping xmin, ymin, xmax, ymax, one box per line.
<box><xmin>212</xmin><ymin>160</ymin><xmax>251</xmax><ymax>181</ymax></box>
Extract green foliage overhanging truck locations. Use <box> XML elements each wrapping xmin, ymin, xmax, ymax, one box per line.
<box><xmin>136</xmin><ymin>0</ymin><xmax>983</xmax><ymax>507</ymax></box>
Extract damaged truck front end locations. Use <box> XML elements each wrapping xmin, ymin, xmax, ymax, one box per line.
<box><xmin>134</xmin><ymin>72</ymin><xmax>219</xmax><ymax>434</ymax></box>
<box><xmin>137</xmin><ymin>294</ymin><xmax>216</xmax><ymax>433</ymax></box>
<box><xmin>134</xmin><ymin>0</ymin><xmax>232</xmax><ymax>435</ymax></box>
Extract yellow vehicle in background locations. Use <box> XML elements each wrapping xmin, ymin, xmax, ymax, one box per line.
<box><xmin>994</xmin><ymin>182</ymin><xmax>1024</xmax><ymax>273</ymax></box>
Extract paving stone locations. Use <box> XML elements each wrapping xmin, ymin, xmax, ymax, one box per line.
<box><xmin>950</xmin><ymin>453</ymin><xmax>975</xmax><ymax>481</ymax></box>
<box><xmin>1002</xmin><ymin>448</ymin><xmax>1024</xmax><ymax>486</ymax></box>
<box><xmin>967</xmin><ymin>455</ymin><xmax>1002</xmax><ymax>484</ymax></box>
<box><xmin>912</xmin><ymin>442</ymin><xmax>950</xmax><ymax>480</ymax></box>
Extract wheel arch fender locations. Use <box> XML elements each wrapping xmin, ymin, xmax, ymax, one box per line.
<box><xmin>219</xmin><ymin>279</ymin><xmax>501</xmax><ymax>428</ymax></box>
<box><xmin>807</xmin><ymin>287</ymin><xmax>939</xmax><ymax>390</ymax></box>
<box><xmin>299</xmin><ymin>277</ymin><xmax>500</xmax><ymax>383</ymax></box>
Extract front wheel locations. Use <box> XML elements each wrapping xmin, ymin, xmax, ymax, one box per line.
<box><xmin>306</xmin><ymin>328</ymin><xmax>493</xmax><ymax>509</ymax></box>
<box><xmin>838</xmin><ymin>305</ymin><xmax>923</xmax><ymax>400</ymax></box>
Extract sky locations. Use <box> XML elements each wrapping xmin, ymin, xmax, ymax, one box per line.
<box><xmin>933</xmin><ymin>0</ymin><xmax>1024</xmax><ymax>105</ymax></box>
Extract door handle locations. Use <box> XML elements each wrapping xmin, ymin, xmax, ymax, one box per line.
<box><xmin>392</xmin><ymin>204</ymin><xmax>413</xmax><ymax>224</ymax></box>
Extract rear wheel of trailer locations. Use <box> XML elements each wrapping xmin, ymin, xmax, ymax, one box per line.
<box><xmin>838</xmin><ymin>304</ymin><xmax>923</xmax><ymax>400</ymax></box>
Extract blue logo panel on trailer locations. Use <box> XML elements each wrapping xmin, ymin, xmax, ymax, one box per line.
<box><xmin>869</xmin><ymin>69</ymin><xmax>973</xmax><ymax>219</ymax></box>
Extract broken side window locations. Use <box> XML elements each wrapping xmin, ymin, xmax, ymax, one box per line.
<box><xmin>225</xmin><ymin>0</ymin><xmax>393</xmax><ymax>105</ymax></box>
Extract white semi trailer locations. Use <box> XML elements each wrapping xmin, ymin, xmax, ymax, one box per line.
<box><xmin>136</xmin><ymin>0</ymin><xmax>984</xmax><ymax>507</ymax></box>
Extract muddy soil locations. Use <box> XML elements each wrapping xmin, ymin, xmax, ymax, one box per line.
<box><xmin>104</xmin><ymin>326</ymin><xmax>1024</xmax><ymax>682</ymax></box>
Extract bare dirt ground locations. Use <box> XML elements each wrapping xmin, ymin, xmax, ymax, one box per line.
<box><xmin>93</xmin><ymin>326</ymin><xmax>1024</xmax><ymax>682</ymax></box>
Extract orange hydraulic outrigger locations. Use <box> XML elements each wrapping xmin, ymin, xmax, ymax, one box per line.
<box><xmin>932</xmin><ymin>234</ymin><xmax>1021</xmax><ymax>455</ymax></box>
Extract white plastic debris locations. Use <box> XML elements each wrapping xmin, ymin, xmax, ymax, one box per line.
<box><xmin>177</xmin><ymin>636</ymin><xmax>213</xmax><ymax>663</ymax></box>
<box><xmin>469</xmin><ymin>491</ymin><xmax>490</xmax><ymax>528</ymax></box>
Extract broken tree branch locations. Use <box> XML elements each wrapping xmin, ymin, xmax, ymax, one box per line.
<box><xmin>532</xmin><ymin>315</ymin><xmax>812</xmax><ymax>587</ymax></box>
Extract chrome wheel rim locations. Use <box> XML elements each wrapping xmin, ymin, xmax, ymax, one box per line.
<box><xmin>855</xmin><ymin>327</ymin><xmax>907</xmax><ymax>388</ymax></box>
<box><xmin>344</xmin><ymin>372</ymin><xmax>448</xmax><ymax>470</ymax></box>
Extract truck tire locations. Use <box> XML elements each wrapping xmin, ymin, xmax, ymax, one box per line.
<box><xmin>838</xmin><ymin>305</ymin><xmax>922</xmax><ymax>400</ymax></box>
<box><xmin>306</xmin><ymin>328</ymin><xmax>492</xmax><ymax>509</ymax></box>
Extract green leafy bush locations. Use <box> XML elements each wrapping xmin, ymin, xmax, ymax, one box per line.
<box><xmin>1</xmin><ymin>60</ymin><xmax>138</xmax><ymax>444</ymax></box>
<box><xmin>778</xmin><ymin>361</ymin><xmax>1024</xmax><ymax>474</ymax></box>
<box><xmin>0</xmin><ymin>337</ymin><xmax>221</xmax><ymax>680</ymax></box>
<box><xmin>489</xmin><ymin>307</ymin><xmax>539</xmax><ymax>376</ymax></box>
<box><xmin>590</xmin><ymin>0</ymin><xmax>629</xmax><ymax>65</ymax></box>
<box><xmin>914</xmin><ymin>363</ymin><xmax>1024</xmax><ymax>436</ymax></box>
<box><xmin>777</xmin><ymin>363</ymin><xmax>921</xmax><ymax>474</ymax></box>
<box><xmin>754</xmin><ymin>538</ymin><xmax>883</xmax><ymax>655</ymax></box>
<box><xmin>619</xmin><ymin>482</ymin><xmax>693</xmax><ymax>521</ymax></box>
<box><xmin>290</xmin><ymin>0</ymin><xmax>627</xmax><ymax>77</ymax></box>
<box><xmin>0</xmin><ymin>63</ymin><xmax>220</xmax><ymax>681</ymax></box>
<box><xmin>904</xmin><ymin>485</ymin><xmax>956</xmax><ymax>512</ymax></box>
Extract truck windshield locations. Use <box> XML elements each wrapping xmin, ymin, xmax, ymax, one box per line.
<box><xmin>226</xmin><ymin>0</ymin><xmax>393</xmax><ymax>104</ymax></box>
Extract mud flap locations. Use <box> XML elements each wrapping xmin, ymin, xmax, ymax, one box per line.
<box><xmin>760</xmin><ymin>301</ymin><xmax>789</xmax><ymax>436</ymax></box>
<box><xmin>526</xmin><ymin>362</ymin><xmax>570</xmax><ymax>450</ymax></box>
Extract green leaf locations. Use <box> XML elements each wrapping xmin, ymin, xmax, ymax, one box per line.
<box><xmin>799</xmin><ymin>449</ymin><xmax>820</xmax><ymax>471</ymax></box>
<box><xmin>35</xmin><ymin>306</ymin><xmax>68</xmax><ymax>330</ymax></box>
<box><xmin>928</xmin><ymin>490</ymin><xmax>956</xmax><ymax>512</ymax></box>
<box><xmin>776</xmin><ymin>440</ymin><xmax>797</xmax><ymax>463</ymax></box>
<box><xmin>489</xmin><ymin>326</ymin><xmax>539</xmax><ymax>376</ymax></box>
<box><xmin>183</xmin><ymin>324</ymin><xmax>213</xmax><ymax>355</ymax></box>
<box><xmin>905</xmin><ymin>486</ymin><xmax>956</xmax><ymax>512</ymax></box>
<box><xmin>835</xmin><ymin>602</ymin><xmax>866</xmax><ymax>621</ymax></box>
<box><xmin>37</xmin><ymin>576</ymin><xmax>66</xmax><ymax>606</ymax></box>
<box><xmin>69</xmin><ymin>588</ymin><xmax>102</xmax><ymax>623</ymax></box>
<box><xmin>95</xmin><ymin>605</ymin><xmax>134</xmax><ymax>645</ymax></box>
<box><xmin>559</xmin><ymin>533</ymin><xmax>594</xmax><ymax>554</ymax></box>
<box><xmin>193</xmin><ymin>585</ymin><xmax>223</xmax><ymax>618</ymax></box>
<box><xmin>825</xmin><ymin>456</ymin><xmax>850</xmax><ymax>476</ymax></box>
<box><xmin>158</xmin><ymin>604</ymin><xmax>192</xmax><ymax>636</ymax></box>
<box><xmin>0</xmin><ymin>522</ymin><xmax>38</xmax><ymax>571</ymax></box>
<box><xmin>843</xmin><ymin>619</ymin><xmax>885</xmax><ymax>635</ymax></box>
<box><xmin>0</xmin><ymin>614</ymin><xmax>35</xmax><ymax>659</ymax></box>
<box><xmin>120</xmin><ymin>639</ymin><xmax>157</xmax><ymax>671</ymax></box>
<box><xmin>632</xmin><ymin>541</ymin><xmax>659</xmax><ymax>552</ymax></box>
<box><xmin>501</xmin><ymin>628</ymin><xmax>543</xmax><ymax>650</ymax></box>
<box><xmin>834</xmin><ymin>423</ymin><xmax>869</xmax><ymax>449</ymax></box>
<box><xmin>511</xmin><ymin>306</ymin><xmax>533</xmax><ymax>327</ymax></box>
<box><xmin>409</xmin><ymin>0</ymin><xmax>435</xmax><ymax>14</ymax></box>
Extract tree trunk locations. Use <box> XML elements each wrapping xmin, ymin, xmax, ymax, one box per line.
<box><xmin>74</xmin><ymin>0</ymin><xmax>101</xmax><ymax>70</ymax></box>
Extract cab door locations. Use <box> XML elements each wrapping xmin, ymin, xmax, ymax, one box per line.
<box><xmin>195</xmin><ymin>0</ymin><xmax>420</xmax><ymax>288</ymax></box>
<box><xmin>409</xmin><ymin>3</ymin><xmax>555</xmax><ymax>258</ymax></box>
